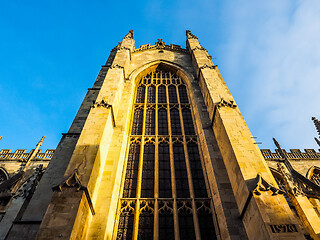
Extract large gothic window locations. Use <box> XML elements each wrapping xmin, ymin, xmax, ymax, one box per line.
<box><xmin>115</xmin><ymin>70</ymin><xmax>216</xmax><ymax>240</ymax></box>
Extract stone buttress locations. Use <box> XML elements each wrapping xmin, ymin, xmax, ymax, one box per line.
<box><xmin>4</xmin><ymin>30</ymin><xmax>315</xmax><ymax>240</ymax></box>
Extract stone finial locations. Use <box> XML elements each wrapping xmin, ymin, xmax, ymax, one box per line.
<box><xmin>124</xmin><ymin>30</ymin><xmax>134</xmax><ymax>39</ymax></box>
<box><xmin>155</xmin><ymin>39</ymin><xmax>166</xmax><ymax>49</ymax></box>
<box><xmin>186</xmin><ymin>30</ymin><xmax>198</xmax><ymax>39</ymax></box>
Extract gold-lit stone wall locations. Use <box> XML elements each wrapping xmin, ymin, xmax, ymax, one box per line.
<box><xmin>1</xmin><ymin>31</ymin><xmax>320</xmax><ymax>240</ymax></box>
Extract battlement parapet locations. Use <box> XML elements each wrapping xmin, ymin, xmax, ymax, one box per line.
<box><xmin>261</xmin><ymin>149</ymin><xmax>320</xmax><ymax>161</ymax></box>
<box><xmin>133</xmin><ymin>39</ymin><xmax>188</xmax><ymax>54</ymax></box>
<box><xmin>0</xmin><ymin>149</ymin><xmax>55</xmax><ymax>161</ymax></box>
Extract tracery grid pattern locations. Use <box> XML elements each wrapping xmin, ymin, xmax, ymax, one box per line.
<box><xmin>116</xmin><ymin>70</ymin><xmax>217</xmax><ymax>240</ymax></box>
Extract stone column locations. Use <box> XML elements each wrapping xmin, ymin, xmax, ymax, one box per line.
<box><xmin>36</xmin><ymin>31</ymin><xmax>135</xmax><ymax>240</ymax></box>
<box><xmin>186</xmin><ymin>30</ymin><xmax>305</xmax><ymax>239</ymax></box>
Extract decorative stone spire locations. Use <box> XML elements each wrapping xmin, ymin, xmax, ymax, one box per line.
<box><xmin>312</xmin><ymin>117</ymin><xmax>320</xmax><ymax>147</ymax></box>
<box><xmin>123</xmin><ymin>30</ymin><xmax>134</xmax><ymax>39</ymax></box>
<box><xmin>312</xmin><ymin>117</ymin><xmax>320</xmax><ymax>137</ymax></box>
<box><xmin>186</xmin><ymin>30</ymin><xmax>198</xmax><ymax>39</ymax></box>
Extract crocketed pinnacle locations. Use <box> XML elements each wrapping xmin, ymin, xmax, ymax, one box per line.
<box><xmin>312</xmin><ymin>117</ymin><xmax>320</xmax><ymax>137</ymax></box>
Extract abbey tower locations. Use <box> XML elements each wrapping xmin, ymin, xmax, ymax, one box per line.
<box><xmin>0</xmin><ymin>31</ymin><xmax>320</xmax><ymax>240</ymax></box>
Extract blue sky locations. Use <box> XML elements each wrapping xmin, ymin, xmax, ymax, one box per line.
<box><xmin>0</xmin><ymin>0</ymin><xmax>319</xmax><ymax>151</ymax></box>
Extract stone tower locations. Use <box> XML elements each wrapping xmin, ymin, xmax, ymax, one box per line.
<box><xmin>1</xmin><ymin>30</ymin><xmax>320</xmax><ymax>240</ymax></box>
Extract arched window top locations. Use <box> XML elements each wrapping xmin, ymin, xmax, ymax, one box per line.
<box><xmin>116</xmin><ymin>68</ymin><xmax>218</xmax><ymax>239</ymax></box>
<box><xmin>130</xmin><ymin>61</ymin><xmax>195</xmax><ymax>89</ymax></box>
<box><xmin>307</xmin><ymin>166</ymin><xmax>320</xmax><ymax>186</ymax></box>
<box><xmin>138</xmin><ymin>70</ymin><xmax>184</xmax><ymax>86</ymax></box>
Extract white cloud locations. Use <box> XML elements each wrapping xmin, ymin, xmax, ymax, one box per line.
<box><xmin>221</xmin><ymin>0</ymin><xmax>320</xmax><ymax>150</ymax></box>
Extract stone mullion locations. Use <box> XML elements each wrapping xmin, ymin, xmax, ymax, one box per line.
<box><xmin>154</xmin><ymin>77</ymin><xmax>159</xmax><ymax>240</ymax></box>
<box><xmin>132</xmin><ymin>78</ymin><xmax>149</xmax><ymax>240</ymax></box>
<box><xmin>176</xmin><ymin>83</ymin><xmax>201</xmax><ymax>240</ymax></box>
<box><xmin>167</xmin><ymin>73</ymin><xmax>180</xmax><ymax>240</ymax></box>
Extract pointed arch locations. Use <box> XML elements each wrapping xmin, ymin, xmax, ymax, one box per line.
<box><xmin>306</xmin><ymin>166</ymin><xmax>320</xmax><ymax>186</ymax></box>
<box><xmin>128</xmin><ymin>60</ymin><xmax>196</xmax><ymax>90</ymax></box>
<box><xmin>114</xmin><ymin>64</ymin><xmax>218</xmax><ymax>240</ymax></box>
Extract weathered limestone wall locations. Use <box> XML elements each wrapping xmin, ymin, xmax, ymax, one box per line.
<box><xmin>4</xmin><ymin>31</ymin><xmax>319</xmax><ymax>240</ymax></box>
<box><xmin>186</xmin><ymin>32</ymin><xmax>306</xmax><ymax>239</ymax></box>
<box><xmin>35</xmin><ymin>31</ymin><xmax>135</xmax><ymax>240</ymax></box>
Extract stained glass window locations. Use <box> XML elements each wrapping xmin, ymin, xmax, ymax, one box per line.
<box><xmin>116</xmin><ymin>70</ymin><xmax>217</xmax><ymax>240</ymax></box>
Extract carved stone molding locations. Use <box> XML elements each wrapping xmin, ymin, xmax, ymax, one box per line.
<box><xmin>52</xmin><ymin>170</ymin><xmax>84</xmax><ymax>192</ymax></box>
<box><xmin>199</xmin><ymin>64</ymin><xmax>216</xmax><ymax>70</ymax></box>
<box><xmin>123</xmin><ymin>30</ymin><xmax>134</xmax><ymax>39</ymax></box>
<box><xmin>134</xmin><ymin>42</ymin><xmax>188</xmax><ymax>54</ymax></box>
<box><xmin>112</xmin><ymin>42</ymin><xmax>121</xmax><ymax>51</ymax></box>
<box><xmin>253</xmin><ymin>173</ymin><xmax>285</xmax><ymax>196</ymax></box>
<box><xmin>91</xmin><ymin>99</ymin><xmax>112</xmax><ymax>109</ymax></box>
<box><xmin>91</xmin><ymin>100</ymin><xmax>116</xmax><ymax>127</ymax></box>
<box><xmin>191</xmin><ymin>46</ymin><xmax>206</xmax><ymax>51</ymax></box>
<box><xmin>109</xmin><ymin>64</ymin><xmax>124</xmax><ymax>69</ymax></box>
<box><xmin>277</xmin><ymin>163</ymin><xmax>305</xmax><ymax>196</ymax></box>
<box><xmin>216</xmin><ymin>98</ymin><xmax>237</xmax><ymax>108</ymax></box>
<box><xmin>52</xmin><ymin>170</ymin><xmax>95</xmax><ymax>215</ymax></box>
<box><xmin>269</xmin><ymin>224</ymin><xmax>298</xmax><ymax>233</ymax></box>
<box><xmin>14</xmin><ymin>165</ymin><xmax>44</xmax><ymax>199</ymax></box>
<box><xmin>113</xmin><ymin>42</ymin><xmax>131</xmax><ymax>52</ymax></box>
<box><xmin>186</xmin><ymin>30</ymin><xmax>198</xmax><ymax>39</ymax></box>
<box><xmin>210</xmin><ymin>98</ymin><xmax>237</xmax><ymax>127</ymax></box>
<box><xmin>155</xmin><ymin>39</ymin><xmax>166</xmax><ymax>49</ymax></box>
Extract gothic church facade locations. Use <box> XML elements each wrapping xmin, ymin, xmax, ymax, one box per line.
<box><xmin>1</xmin><ymin>31</ymin><xmax>320</xmax><ymax>240</ymax></box>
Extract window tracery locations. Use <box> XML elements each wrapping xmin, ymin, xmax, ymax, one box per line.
<box><xmin>309</xmin><ymin>167</ymin><xmax>320</xmax><ymax>186</ymax></box>
<box><xmin>115</xmin><ymin>69</ymin><xmax>216</xmax><ymax>240</ymax></box>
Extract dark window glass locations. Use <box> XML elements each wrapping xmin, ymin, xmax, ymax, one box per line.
<box><xmin>123</xmin><ymin>143</ymin><xmax>140</xmax><ymax>198</ymax></box>
<box><xmin>188</xmin><ymin>142</ymin><xmax>207</xmax><ymax>198</ymax></box>
<box><xmin>174</xmin><ymin>143</ymin><xmax>189</xmax><ymax>198</ymax></box>
<box><xmin>196</xmin><ymin>201</ymin><xmax>216</xmax><ymax>240</ymax></box>
<box><xmin>158</xmin><ymin>85</ymin><xmax>167</xmax><ymax>103</ymax></box>
<box><xmin>136</xmin><ymin>85</ymin><xmax>145</xmax><ymax>103</ymax></box>
<box><xmin>198</xmin><ymin>213</ymin><xmax>216</xmax><ymax>240</ymax></box>
<box><xmin>119</xmin><ymin>71</ymin><xmax>216</xmax><ymax>239</ymax></box>
<box><xmin>147</xmin><ymin>85</ymin><xmax>156</xmax><ymax>103</ymax></box>
<box><xmin>178</xmin><ymin>201</ymin><xmax>195</xmax><ymax>240</ymax></box>
<box><xmin>159</xmin><ymin>212</ymin><xmax>174</xmax><ymax>240</ymax></box>
<box><xmin>131</xmin><ymin>108</ymin><xmax>143</xmax><ymax>135</ymax></box>
<box><xmin>159</xmin><ymin>143</ymin><xmax>171</xmax><ymax>198</ymax></box>
<box><xmin>141</xmin><ymin>143</ymin><xmax>155</xmax><ymax>198</ymax></box>
<box><xmin>170</xmin><ymin>108</ymin><xmax>181</xmax><ymax>135</ymax></box>
<box><xmin>158</xmin><ymin>108</ymin><xmax>168</xmax><ymax>135</ymax></box>
<box><xmin>168</xmin><ymin>85</ymin><xmax>178</xmax><ymax>103</ymax></box>
<box><xmin>145</xmin><ymin>108</ymin><xmax>155</xmax><ymax>135</ymax></box>
<box><xmin>179</xmin><ymin>85</ymin><xmax>188</xmax><ymax>103</ymax></box>
<box><xmin>138</xmin><ymin>210</ymin><xmax>154</xmax><ymax>240</ymax></box>
<box><xmin>117</xmin><ymin>211</ymin><xmax>134</xmax><ymax>240</ymax></box>
<box><xmin>182</xmin><ymin>108</ymin><xmax>195</xmax><ymax>135</ymax></box>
